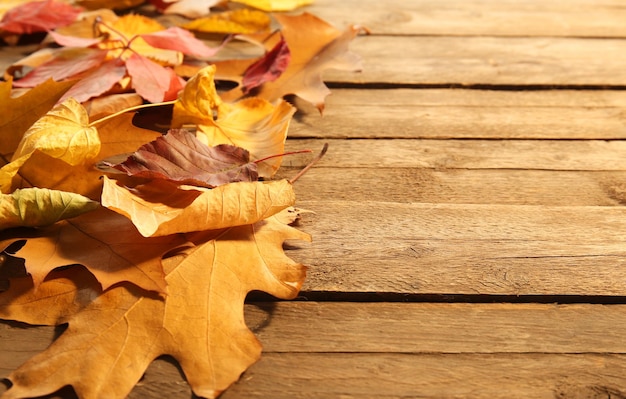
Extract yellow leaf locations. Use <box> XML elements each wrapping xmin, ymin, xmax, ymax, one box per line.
<box><xmin>101</xmin><ymin>176</ymin><xmax>296</xmax><ymax>237</ymax></box>
<box><xmin>181</xmin><ymin>8</ymin><xmax>271</xmax><ymax>34</ymax></box>
<box><xmin>1</xmin><ymin>213</ymin><xmax>309</xmax><ymax>398</ymax></box>
<box><xmin>230</xmin><ymin>0</ymin><xmax>312</xmax><ymax>11</ymax></box>
<box><xmin>0</xmin><ymin>187</ymin><xmax>99</xmax><ymax>230</ymax></box>
<box><xmin>0</xmin><ymin>78</ymin><xmax>76</xmax><ymax>160</ymax></box>
<box><xmin>173</xmin><ymin>65</ymin><xmax>295</xmax><ymax>177</ymax></box>
<box><xmin>1</xmin><ymin>98</ymin><xmax>99</xmax><ymax>193</ymax></box>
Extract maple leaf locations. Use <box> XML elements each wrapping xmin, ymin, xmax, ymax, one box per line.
<box><xmin>101</xmin><ymin>176</ymin><xmax>296</xmax><ymax>237</ymax></box>
<box><xmin>0</xmin><ymin>206</ymin><xmax>188</xmax><ymax>292</ymax></box>
<box><xmin>0</xmin><ymin>0</ymin><xmax>81</xmax><ymax>34</ymax></box>
<box><xmin>215</xmin><ymin>12</ymin><xmax>365</xmax><ymax>111</ymax></box>
<box><xmin>173</xmin><ymin>65</ymin><xmax>295</xmax><ymax>177</ymax></box>
<box><xmin>181</xmin><ymin>8</ymin><xmax>271</xmax><ymax>34</ymax></box>
<box><xmin>0</xmin><ymin>213</ymin><xmax>309</xmax><ymax>399</ymax></box>
<box><xmin>0</xmin><ymin>78</ymin><xmax>75</xmax><ymax>162</ymax></box>
<box><xmin>0</xmin><ymin>187</ymin><xmax>99</xmax><ymax>230</ymax></box>
<box><xmin>107</xmin><ymin>128</ymin><xmax>259</xmax><ymax>188</ymax></box>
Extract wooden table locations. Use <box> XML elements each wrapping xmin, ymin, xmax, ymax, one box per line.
<box><xmin>4</xmin><ymin>1</ymin><xmax>626</xmax><ymax>397</ymax></box>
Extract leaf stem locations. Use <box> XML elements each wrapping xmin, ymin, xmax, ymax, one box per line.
<box><xmin>253</xmin><ymin>149</ymin><xmax>312</xmax><ymax>165</ymax></box>
<box><xmin>88</xmin><ymin>100</ymin><xmax>177</xmax><ymax>127</ymax></box>
<box><xmin>289</xmin><ymin>143</ymin><xmax>328</xmax><ymax>184</ymax></box>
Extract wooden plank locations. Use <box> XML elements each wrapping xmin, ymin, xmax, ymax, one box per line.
<box><xmin>291</xmin><ymin>201</ymin><xmax>626</xmax><ymax>295</ymax></box>
<box><xmin>277</xmin><ymin>168</ymin><xmax>626</xmax><ymax>206</ymax></box>
<box><xmin>304</xmin><ymin>0</ymin><xmax>626</xmax><ymax>37</ymax></box>
<box><xmin>321</xmin><ymin>36</ymin><xmax>626</xmax><ymax>86</ymax></box>
<box><xmin>6</xmin><ymin>302</ymin><xmax>626</xmax><ymax>397</ymax></box>
<box><xmin>283</xmin><ymin>138</ymin><xmax>626</xmax><ymax>171</ymax></box>
<box><xmin>291</xmin><ymin>89</ymin><xmax>626</xmax><ymax>140</ymax></box>
<box><xmin>221</xmin><ymin>353</ymin><xmax>626</xmax><ymax>399</ymax></box>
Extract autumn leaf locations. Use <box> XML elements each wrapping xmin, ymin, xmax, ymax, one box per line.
<box><xmin>141</xmin><ymin>27</ymin><xmax>221</xmax><ymax>59</ymax></box>
<box><xmin>0</xmin><ymin>98</ymin><xmax>99</xmax><ymax>193</ymax></box>
<box><xmin>76</xmin><ymin>0</ymin><xmax>145</xmax><ymax>10</ymax></box>
<box><xmin>101</xmin><ymin>176</ymin><xmax>296</xmax><ymax>237</ymax></box>
<box><xmin>149</xmin><ymin>0</ymin><xmax>220</xmax><ymax>19</ymax></box>
<box><xmin>0</xmin><ymin>0</ymin><xmax>81</xmax><ymax>34</ymax></box>
<box><xmin>1</xmin><ymin>213</ymin><xmax>309</xmax><ymax>399</ymax></box>
<box><xmin>0</xmin><ymin>77</ymin><xmax>76</xmax><ymax>161</ymax></box>
<box><xmin>0</xmin><ymin>187</ymin><xmax>99</xmax><ymax>230</ymax></box>
<box><xmin>230</xmin><ymin>0</ymin><xmax>312</xmax><ymax>11</ymax></box>
<box><xmin>215</xmin><ymin>12</ymin><xmax>364</xmax><ymax>111</ymax></box>
<box><xmin>0</xmin><ymin>206</ymin><xmax>188</xmax><ymax>292</ymax></box>
<box><xmin>242</xmin><ymin>34</ymin><xmax>290</xmax><ymax>93</ymax></box>
<box><xmin>173</xmin><ymin>65</ymin><xmax>295</xmax><ymax>177</ymax></box>
<box><xmin>107</xmin><ymin>128</ymin><xmax>258</xmax><ymax>188</ymax></box>
<box><xmin>181</xmin><ymin>8</ymin><xmax>271</xmax><ymax>34</ymax></box>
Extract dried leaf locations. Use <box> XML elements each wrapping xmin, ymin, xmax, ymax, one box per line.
<box><xmin>126</xmin><ymin>53</ymin><xmax>177</xmax><ymax>103</ymax></box>
<box><xmin>1</xmin><ymin>98</ymin><xmax>99</xmax><ymax>193</ymax></box>
<box><xmin>141</xmin><ymin>27</ymin><xmax>221</xmax><ymax>59</ymax></box>
<box><xmin>102</xmin><ymin>176</ymin><xmax>296</xmax><ymax>237</ymax></box>
<box><xmin>242</xmin><ymin>34</ymin><xmax>290</xmax><ymax>93</ymax></box>
<box><xmin>0</xmin><ymin>0</ymin><xmax>81</xmax><ymax>34</ymax></box>
<box><xmin>59</xmin><ymin>59</ymin><xmax>128</xmax><ymax>103</ymax></box>
<box><xmin>0</xmin><ymin>187</ymin><xmax>99</xmax><ymax>230</ymax></box>
<box><xmin>1</xmin><ymin>214</ymin><xmax>309</xmax><ymax>399</ymax></box>
<box><xmin>216</xmin><ymin>12</ymin><xmax>364</xmax><ymax>111</ymax></box>
<box><xmin>76</xmin><ymin>0</ymin><xmax>145</xmax><ymax>10</ymax></box>
<box><xmin>0</xmin><ymin>78</ymin><xmax>76</xmax><ymax>161</ymax></box>
<box><xmin>230</xmin><ymin>0</ymin><xmax>312</xmax><ymax>11</ymax></box>
<box><xmin>181</xmin><ymin>8</ymin><xmax>271</xmax><ymax>34</ymax></box>
<box><xmin>173</xmin><ymin>65</ymin><xmax>295</xmax><ymax>177</ymax></box>
<box><xmin>153</xmin><ymin>0</ymin><xmax>220</xmax><ymax>19</ymax></box>
<box><xmin>12</xmin><ymin>112</ymin><xmax>160</xmax><ymax>199</ymax></box>
<box><xmin>108</xmin><ymin>129</ymin><xmax>258</xmax><ymax>188</ymax></box>
<box><xmin>0</xmin><ymin>206</ymin><xmax>188</xmax><ymax>292</ymax></box>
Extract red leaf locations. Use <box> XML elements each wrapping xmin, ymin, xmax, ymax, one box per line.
<box><xmin>107</xmin><ymin>128</ymin><xmax>259</xmax><ymax>188</ymax></box>
<box><xmin>126</xmin><ymin>53</ymin><xmax>172</xmax><ymax>103</ymax></box>
<box><xmin>60</xmin><ymin>60</ymin><xmax>128</xmax><ymax>103</ymax></box>
<box><xmin>48</xmin><ymin>31</ymin><xmax>103</xmax><ymax>48</ymax></box>
<box><xmin>0</xmin><ymin>0</ymin><xmax>82</xmax><ymax>34</ymax></box>
<box><xmin>13</xmin><ymin>49</ymin><xmax>108</xmax><ymax>88</ymax></box>
<box><xmin>163</xmin><ymin>67</ymin><xmax>186</xmax><ymax>101</ymax></box>
<box><xmin>140</xmin><ymin>27</ymin><xmax>221</xmax><ymax>59</ymax></box>
<box><xmin>242</xmin><ymin>35</ymin><xmax>290</xmax><ymax>94</ymax></box>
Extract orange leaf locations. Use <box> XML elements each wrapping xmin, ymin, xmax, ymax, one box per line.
<box><xmin>1</xmin><ymin>213</ymin><xmax>309</xmax><ymax>398</ymax></box>
<box><xmin>101</xmin><ymin>176</ymin><xmax>296</xmax><ymax>237</ymax></box>
<box><xmin>0</xmin><ymin>206</ymin><xmax>187</xmax><ymax>292</ymax></box>
<box><xmin>181</xmin><ymin>8</ymin><xmax>271</xmax><ymax>34</ymax></box>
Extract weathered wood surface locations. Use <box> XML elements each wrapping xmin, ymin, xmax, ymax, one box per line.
<box><xmin>4</xmin><ymin>0</ymin><xmax>626</xmax><ymax>398</ymax></box>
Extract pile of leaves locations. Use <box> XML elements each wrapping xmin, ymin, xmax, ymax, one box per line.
<box><xmin>0</xmin><ymin>0</ymin><xmax>364</xmax><ymax>397</ymax></box>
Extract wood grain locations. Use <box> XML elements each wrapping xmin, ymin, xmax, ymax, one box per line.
<box><xmin>305</xmin><ymin>0</ymin><xmax>626</xmax><ymax>37</ymax></box>
<box><xmin>290</xmin><ymin>89</ymin><xmax>626</xmax><ymax>140</ymax></box>
<box><xmin>291</xmin><ymin>201</ymin><xmax>626</xmax><ymax>295</ymax></box>
<box><xmin>277</xmin><ymin>168</ymin><xmax>626</xmax><ymax>206</ymax></box>
<box><xmin>283</xmin><ymin>138</ymin><xmax>626</xmax><ymax>171</ymax></box>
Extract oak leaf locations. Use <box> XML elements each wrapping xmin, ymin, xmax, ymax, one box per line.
<box><xmin>0</xmin><ymin>187</ymin><xmax>99</xmax><ymax>230</ymax></box>
<box><xmin>101</xmin><ymin>176</ymin><xmax>295</xmax><ymax>237</ymax></box>
<box><xmin>215</xmin><ymin>12</ymin><xmax>364</xmax><ymax>111</ymax></box>
<box><xmin>1</xmin><ymin>213</ymin><xmax>309</xmax><ymax>399</ymax></box>
<box><xmin>173</xmin><ymin>65</ymin><xmax>295</xmax><ymax>177</ymax></box>
<box><xmin>0</xmin><ymin>206</ymin><xmax>187</xmax><ymax>292</ymax></box>
<box><xmin>107</xmin><ymin>128</ymin><xmax>258</xmax><ymax>188</ymax></box>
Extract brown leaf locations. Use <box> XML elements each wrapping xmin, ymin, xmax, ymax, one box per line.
<box><xmin>0</xmin><ymin>206</ymin><xmax>188</xmax><ymax>292</ymax></box>
<box><xmin>2</xmin><ymin>213</ymin><xmax>309</xmax><ymax>398</ymax></box>
<box><xmin>215</xmin><ymin>12</ymin><xmax>364</xmax><ymax>111</ymax></box>
<box><xmin>101</xmin><ymin>176</ymin><xmax>296</xmax><ymax>237</ymax></box>
<box><xmin>108</xmin><ymin>128</ymin><xmax>258</xmax><ymax>188</ymax></box>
